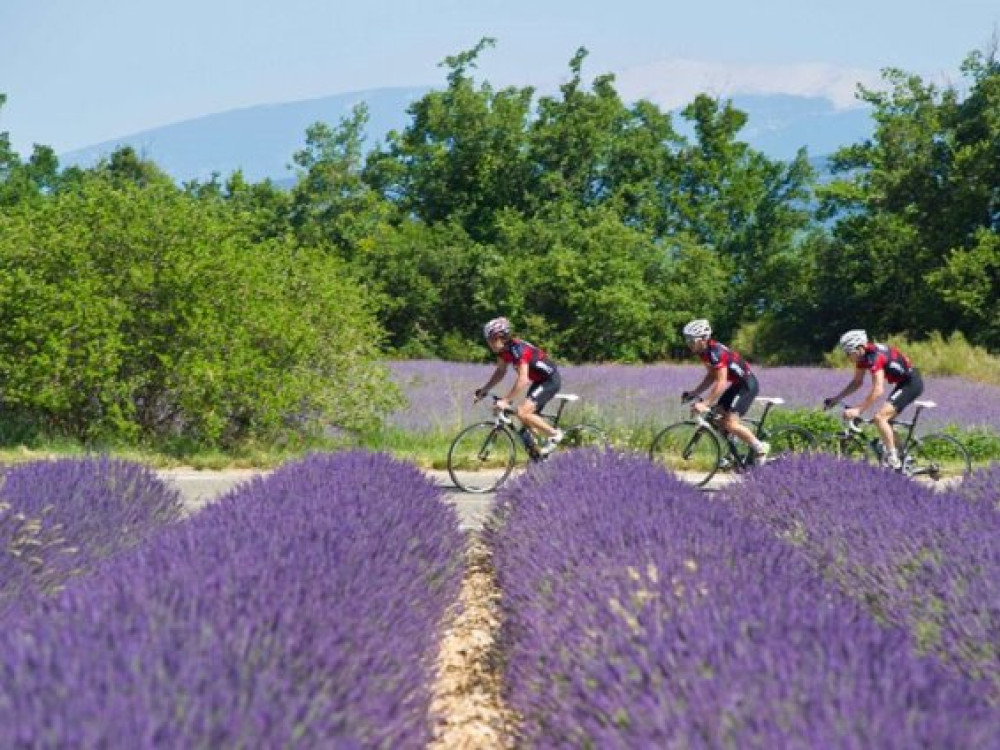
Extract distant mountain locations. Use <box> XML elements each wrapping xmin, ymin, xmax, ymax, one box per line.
<box><xmin>60</xmin><ymin>87</ymin><xmax>873</xmax><ymax>184</ymax></box>
<box><xmin>60</xmin><ymin>87</ymin><xmax>430</xmax><ymax>185</ymax></box>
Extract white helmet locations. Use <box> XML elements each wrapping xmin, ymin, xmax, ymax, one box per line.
<box><xmin>483</xmin><ymin>316</ymin><xmax>511</xmax><ymax>340</ymax></box>
<box><xmin>682</xmin><ymin>319</ymin><xmax>712</xmax><ymax>340</ymax></box>
<box><xmin>839</xmin><ymin>329</ymin><xmax>868</xmax><ymax>354</ymax></box>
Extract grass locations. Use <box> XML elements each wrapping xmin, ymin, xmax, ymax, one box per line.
<box><xmin>823</xmin><ymin>331</ymin><xmax>1000</xmax><ymax>386</ymax></box>
<box><xmin>0</xmin><ymin>410</ymin><xmax>996</xmax><ymax>473</ymax></box>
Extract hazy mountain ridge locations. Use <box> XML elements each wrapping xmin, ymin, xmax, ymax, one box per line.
<box><xmin>60</xmin><ymin>87</ymin><xmax>872</xmax><ymax>184</ymax></box>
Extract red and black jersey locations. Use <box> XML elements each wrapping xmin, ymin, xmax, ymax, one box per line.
<box><xmin>499</xmin><ymin>339</ymin><xmax>557</xmax><ymax>383</ymax></box>
<box><xmin>699</xmin><ymin>340</ymin><xmax>752</xmax><ymax>384</ymax></box>
<box><xmin>857</xmin><ymin>343</ymin><xmax>913</xmax><ymax>384</ymax></box>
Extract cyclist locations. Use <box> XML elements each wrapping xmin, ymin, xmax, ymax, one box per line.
<box><xmin>680</xmin><ymin>319</ymin><xmax>770</xmax><ymax>462</ymax></box>
<box><xmin>823</xmin><ymin>329</ymin><xmax>924</xmax><ymax>470</ymax></box>
<box><xmin>474</xmin><ymin>317</ymin><xmax>564</xmax><ymax>455</ymax></box>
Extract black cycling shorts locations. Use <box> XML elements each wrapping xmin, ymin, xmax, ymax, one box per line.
<box><xmin>888</xmin><ymin>368</ymin><xmax>924</xmax><ymax>415</ymax></box>
<box><xmin>526</xmin><ymin>371</ymin><xmax>561</xmax><ymax>413</ymax></box>
<box><xmin>717</xmin><ymin>373</ymin><xmax>759</xmax><ymax>416</ymax></box>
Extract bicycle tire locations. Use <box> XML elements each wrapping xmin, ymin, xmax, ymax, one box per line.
<box><xmin>904</xmin><ymin>433</ymin><xmax>972</xmax><ymax>482</ymax></box>
<box><xmin>560</xmin><ymin>423</ymin><xmax>611</xmax><ymax>451</ymax></box>
<box><xmin>447</xmin><ymin>422</ymin><xmax>517</xmax><ymax>493</ymax></box>
<box><xmin>817</xmin><ymin>432</ymin><xmax>874</xmax><ymax>463</ymax></box>
<box><xmin>649</xmin><ymin>421</ymin><xmax>722</xmax><ymax>488</ymax></box>
<box><xmin>766</xmin><ymin>425</ymin><xmax>818</xmax><ymax>460</ymax></box>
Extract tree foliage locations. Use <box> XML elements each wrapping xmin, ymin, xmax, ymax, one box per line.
<box><xmin>0</xmin><ymin>174</ymin><xmax>399</xmax><ymax>447</ymax></box>
<box><xmin>1</xmin><ymin>39</ymin><xmax>997</xmax><ymax>446</ymax></box>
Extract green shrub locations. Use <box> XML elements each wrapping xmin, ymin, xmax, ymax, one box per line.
<box><xmin>0</xmin><ymin>177</ymin><xmax>401</xmax><ymax>448</ymax></box>
<box><xmin>822</xmin><ymin>331</ymin><xmax>1000</xmax><ymax>385</ymax></box>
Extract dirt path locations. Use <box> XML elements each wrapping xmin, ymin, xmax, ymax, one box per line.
<box><xmin>429</xmin><ymin>536</ymin><xmax>516</xmax><ymax>749</ymax></box>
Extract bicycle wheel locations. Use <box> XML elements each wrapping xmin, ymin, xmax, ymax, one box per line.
<box><xmin>447</xmin><ymin>422</ymin><xmax>517</xmax><ymax>493</ymax></box>
<box><xmin>817</xmin><ymin>432</ymin><xmax>874</xmax><ymax>463</ymax></box>
<box><xmin>766</xmin><ymin>425</ymin><xmax>817</xmax><ymax>460</ymax></box>
<box><xmin>904</xmin><ymin>433</ymin><xmax>972</xmax><ymax>482</ymax></box>
<box><xmin>649</xmin><ymin>421</ymin><xmax>722</xmax><ymax>488</ymax></box>
<box><xmin>560</xmin><ymin>423</ymin><xmax>610</xmax><ymax>450</ymax></box>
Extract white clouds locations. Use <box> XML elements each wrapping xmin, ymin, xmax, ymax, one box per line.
<box><xmin>613</xmin><ymin>59</ymin><xmax>884</xmax><ymax>110</ymax></box>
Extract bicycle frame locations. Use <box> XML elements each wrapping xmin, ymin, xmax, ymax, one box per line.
<box><xmin>486</xmin><ymin>393</ymin><xmax>582</xmax><ymax>462</ymax></box>
<box><xmin>696</xmin><ymin>396</ymin><xmax>789</xmax><ymax>468</ymax></box>
<box><xmin>834</xmin><ymin>400</ymin><xmax>933</xmax><ymax>468</ymax></box>
<box><xmin>693</xmin><ymin>410</ymin><xmax>755</xmax><ymax>470</ymax></box>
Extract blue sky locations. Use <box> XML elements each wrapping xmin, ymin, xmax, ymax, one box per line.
<box><xmin>1</xmin><ymin>0</ymin><xmax>997</xmax><ymax>154</ymax></box>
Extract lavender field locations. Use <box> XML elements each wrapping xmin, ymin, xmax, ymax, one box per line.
<box><xmin>0</xmin><ymin>452</ymin><xmax>464</xmax><ymax>747</ymax></box>
<box><xmin>2</xmin><ymin>448</ymin><xmax>999</xmax><ymax>746</ymax></box>
<box><xmin>486</xmin><ymin>450</ymin><xmax>1000</xmax><ymax>746</ymax></box>
<box><xmin>730</xmin><ymin>454</ymin><xmax>1000</xmax><ymax>695</ymax></box>
<box><xmin>387</xmin><ymin>359</ymin><xmax>1000</xmax><ymax>437</ymax></box>
<box><xmin>0</xmin><ymin>458</ymin><xmax>183</xmax><ymax>619</ymax></box>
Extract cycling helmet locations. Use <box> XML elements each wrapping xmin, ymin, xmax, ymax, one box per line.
<box><xmin>483</xmin><ymin>316</ymin><xmax>511</xmax><ymax>340</ymax></box>
<box><xmin>839</xmin><ymin>329</ymin><xmax>868</xmax><ymax>354</ymax></box>
<box><xmin>682</xmin><ymin>319</ymin><xmax>712</xmax><ymax>340</ymax></box>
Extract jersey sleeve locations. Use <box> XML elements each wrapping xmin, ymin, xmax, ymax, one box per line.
<box><xmin>705</xmin><ymin>344</ymin><xmax>726</xmax><ymax>369</ymax></box>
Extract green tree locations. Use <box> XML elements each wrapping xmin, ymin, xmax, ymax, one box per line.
<box><xmin>289</xmin><ymin>105</ymin><xmax>396</xmax><ymax>255</ymax></box>
<box><xmin>0</xmin><ymin>176</ymin><xmax>399</xmax><ymax>447</ymax></box>
<box><xmin>364</xmin><ymin>38</ymin><xmax>535</xmax><ymax>241</ymax></box>
<box><xmin>670</xmin><ymin>95</ymin><xmax>814</xmax><ymax>333</ymax></box>
<box><xmin>817</xmin><ymin>48</ymin><xmax>1000</xmax><ymax>348</ymax></box>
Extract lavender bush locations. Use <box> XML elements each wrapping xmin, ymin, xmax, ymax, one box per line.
<box><xmin>730</xmin><ymin>454</ymin><xmax>1000</xmax><ymax>692</ymax></box>
<box><xmin>0</xmin><ymin>451</ymin><xmax>464</xmax><ymax>748</ymax></box>
<box><xmin>486</xmin><ymin>450</ymin><xmax>995</xmax><ymax>747</ymax></box>
<box><xmin>0</xmin><ymin>457</ymin><xmax>182</xmax><ymax>616</ymax></box>
<box><xmin>953</xmin><ymin>461</ymin><xmax>1000</xmax><ymax>508</ymax></box>
<box><xmin>388</xmin><ymin>359</ymin><xmax>1000</xmax><ymax>436</ymax></box>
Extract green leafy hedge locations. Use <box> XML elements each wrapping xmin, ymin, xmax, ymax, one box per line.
<box><xmin>0</xmin><ymin>177</ymin><xmax>400</xmax><ymax>448</ymax></box>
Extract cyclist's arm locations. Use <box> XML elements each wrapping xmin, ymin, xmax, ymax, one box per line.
<box><xmin>701</xmin><ymin>367</ymin><xmax>728</xmax><ymax>406</ymax></box>
<box><xmin>479</xmin><ymin>362</ymin><xmax>508</xmax><ymax>395</ymax></box>
<box><xmin>827</xmin><ymin>369</ymin><xmax>865</xmax><ymax>405</ymax></box>
<box><xmin>503</xmin><ymin>361</ymin><xmax>531</xmax><ymax>402</ymax></box>
<box><xmin>687</xmin><ymin>368</ymin><xmax>717</xmax><ymax>401</ymax></box>
<box><xmin>854</xmin><ymin>368</ymin><xmax>885</xmax><ymax>414</ymax></box>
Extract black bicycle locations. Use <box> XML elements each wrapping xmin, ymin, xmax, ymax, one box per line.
<box><xmin>648</xmin><ymin>396</ymin><xmax>817</xmax><ymax>488</ymax></box>
<box><xmin>818</xmin><ymin>400</ymin><xmax>972</xmax><ymax>481</ymax></box>
<box><xmin>447</xmin><ymin>393</ymin><xmax>609</xmax><ymax>493</ymax></box>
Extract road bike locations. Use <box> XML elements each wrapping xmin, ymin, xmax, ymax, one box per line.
<box><xmin>818</xmin><ymin>400</ymin><xmax>972</xmax><ymax>481</ymax></box>
<box><xmin>447</xmin><ymin>393</ymin><xmax>609</xmax><ymax>493</ymax></box>
<box><xmin>648</xmin><ymin>396</ymin><xmax>817</xmax><ymax>488</ymax></box>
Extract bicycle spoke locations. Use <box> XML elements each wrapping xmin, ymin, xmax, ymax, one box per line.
<box><xmin>650</xmin><ymin>421</ymin><xmax>721</xmax><ymax>488</ymax></box>
<box><xmin>767</xmin><ymin>425</ymin><xmax>817</xmax><ymax>460</ymax></box>
<box><xmin>448</xmin><ymin>422</ymin><xmax>517</xmax><ymax>493</ymax></box>
<box><xmin>904</xmin><ymin>433</ymin><xmax>972</xmax><ymax>482</ymax></box>
<box><xmin>560</xmin><ymin>424</ymin><xmax>610</xmax><ymax>450</ymax></box>
<box><xmin>817</xmin><ymin>432</ymin><xmax>873</xmax><ymax>463</ymax></box>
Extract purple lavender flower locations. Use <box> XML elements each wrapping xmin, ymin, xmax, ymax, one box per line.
<box><xmin>732</xmin><ymin>453</ymin><xmax>1000</xmax><ymax>693</ymax></box>
<box><xmin>0</xmin><ymin>457</ymin><xmax>182</xmax><ymax>616</ymax></box>
<box><xmin>0</xmin><ymin>451</ymin><xmax>464</xmax><ymax>748</ymax></box>
<box><xmin>953</xmin><ymin>461</ymin><xmax>1000</xmax><ymax>508</ymax></box>
<box><xmin>486</xmin><ymin>450</ymin><xmax>996</xmax><ymax>747</ymax></box>
<box><xmin>388</xmin><ymin>360</ymin><xmax>1000</xmax><ymax>434</ymax></box>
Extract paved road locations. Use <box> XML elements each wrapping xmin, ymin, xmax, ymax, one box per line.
<box><xmin>158</xmin><ymin>462</ymin><xmax>956</xmax><ymax>532</ymax></box>
<box><xmin>158</xmin><ymin>467</ymin><xmax>499</xmax><ymax>531</ymax></box>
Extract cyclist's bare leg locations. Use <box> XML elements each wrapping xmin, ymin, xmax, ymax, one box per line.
<box><xmin>873</xmin><ymin>403</ymin><xmax>898</xmax><ymax>452</ymax></box>
<box><xmin>517</xmin><ymin>400</ymin><xmax>557</xmax><ymax>438</ymax></box>
<box><xmin>719</xmin><ymin>411</ymin><xmax>759</xmax><ymax>449</ymax></box>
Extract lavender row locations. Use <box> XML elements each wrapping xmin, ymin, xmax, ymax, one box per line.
<box><xmin>953</xmin><ymin>460</ymin><xmax>1000</xmax><ymax>509</ymax></box>
<box><xmin>730</xmin><ymin>454</ymin><xmax>1000</xmax><ymax>694</ymax></box>
<box><xmin>0</xmin><ymin>451</ymin><xmax>464</xmax><ymax>748</ymax></box>
<box><xmin>485</xmin><ymin>450</ymin><xmax>995</xmax><ymax>748</ymax></box>
<box><xmin>388</xmin><ymin>359</ymin><xmax>1000</xmax><ymax>433</ymax></box>
<box><xmin>0</xmin><ymin>457</ymin><xmax>183</xmax><ymax>618</ymax></box>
